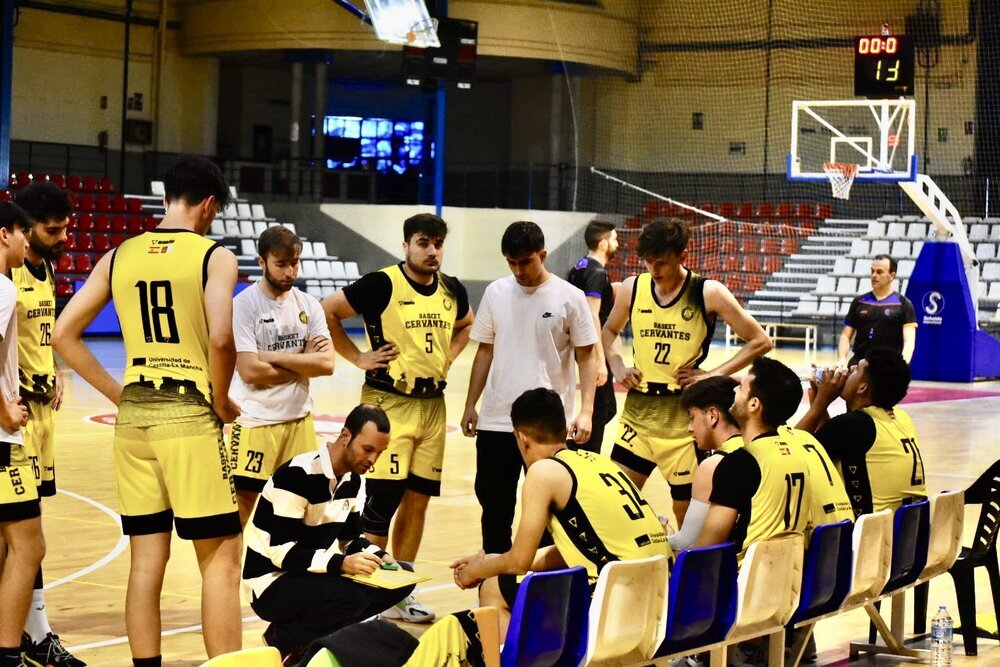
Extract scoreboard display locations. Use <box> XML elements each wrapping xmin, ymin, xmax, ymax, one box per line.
<box><xmin>854</xmin><ymin>35</ymin><xmax>915</xmax><ymax>98</ymax></box>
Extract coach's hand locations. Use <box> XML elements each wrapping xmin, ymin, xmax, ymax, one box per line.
<box><xmin>617</xmin><ymin>366</ymin><xmax>643</xmax><ymax>390</ymax></box>
<box><xmin>53</xmin><ymin>372</ymin><xmax>64</xmax><ymax>411</ymax></box>
<box><xmin>461</xmin><ymin>405</ymin><xmax>479</xmax><ymax>437</ymax></box>
<box><xmin>1</xmin><ymin>396</ymin><xmax>29</xmax><ymax>431</ymax></box>
<box><xmin>356</xmin><ymin>344</ymin><xmax>399</xmax><ymax>371</ymax></box>
<box><xmin>213</xmin><ymin>396</ymin><xmax>241</xmax><ymax>424</ymax></box>
<box><xmin>342</xmin><ymin>552</ymin><xmax>382</xmax><ymax>576</ymax></box>
<box><xmin>570</xmin><ymin>411</ymin><xmax>592</xmax><ymax>444</ymax></box>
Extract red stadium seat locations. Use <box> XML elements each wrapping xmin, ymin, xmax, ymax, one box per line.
<box><xmin>780</xmin><ymin>238</ymin><xmax>799</xmax><ymax>254</ymax></box>
<box><xmin>56</xmin><ymin>255</ymin><xmax>74</xmax><ymax>273</ymax></box>
<box><xmin>0</xmin><ymin>191</ymin><xmax>10</xmax><ymax>203</ymax></box>
<box><xmin>55</xmin><ymin>279</ymin><xmax>74</xmax><ymax>297</ymax></box>
<box><xmin>745</xmin><ymin>274</ymin><xmax>764</xmax><ymax>292</ymax></box>
<box><xmin>643</xmin><ymin>200</ymin><xmax>660</xmax><ymax>217</ymax></box>
<box><xmin>33</xmin><ymin>173</ymin><xmax>48</xmax><ymax>183</ymax></box>
<box><xmin>776</xmin><ymin>203</ymin><xmax>793</xmax><ymax>219</ymax></box>
<box><xmin>75</xmin><ymin>254</ymin><xmax>93</xmax><ymax>273</ymax></box>
<box><xmin>725</xmin><ymin>273</ymin><xmax>744</xmax><ymax>293</ymax></box>
<box><xmin>111</xmin><ymin>233</ymin><xmax>128</xmax><ymax>248</ymax></box>
<box><xmin>81</xmin><ymin>176</ymin><xmax>98</xmax><ymax>193</ymax></box>
<box><xmin>720</xmin><ymin>238</ymin><xmax>738</xmax><ymax>254</ymax></box>
<box><xmin>95</xmin><ymin>195</ymin><xmax>111</xmax><ymax>212</ymax></box>
<box><xmin>111</xmin><ymin>196</ymin><xmax>127</xmax><ymax>213</ymax></box>
<box><xmin>756</xmin><ymin>203</ymin><xmax>774</xmax><ymax>218</ymax></box>
<box><xmin>737</xmin><ymin>202</ymin><xmax>754</xmax><ymax>218</ymax></box>
<box><xmin>125</xmin><ymin>216</ymin><xmax>142</xmax><ymax>233</ymax></box>
<box><xmin>625</xmin><ymin>217</ymin><xmax>641</xmax><ymax>229</ymax></box>
<box><xmin>720</xmin><ymin>203</ymin><xmax>737</xmax><ymax>218</ymax></box>
<box><xmin>795</xmin><ymin>203</ymin><xmax>814</xmax><ymax>218</ymax></box>
<box><xmin>49</xmin><ymin>174</ymin><xmax>66</xmax><ymax>188</ymax></box>
<box><xmin>76</xmin><ymin>195</ymin><xmax>95</xmax><ymax>212</ymax></box>
<box><xmin>63</xmin><ymin>234</ymin><xmax>76</xmax><ymax>252</ymax></box>
<box><xmin>722</xmin><ymin>255</ymin><xmax>740</xmax><ymax>272</ymax></box>
<box><xmin>76</xmin><ymin>213</ymin><xmax>94</xmax><ymax>231</ymax></box>
<box><xmin>740</xmin><ymin>238</ymin><xmax>759</xmax><ymax>254</ymax></box>
<box><xmin>100</xmin><ymin>177</ymin><xmax>115</xmax><ymax>193</ymax></box>
<box><xmin>817</xmin><ymin>203</ymin><xmax>833</xmax><ymax>219</ymax></box>
<box><xmin>742</xmin><ymin>256</ymin><xmax>762</xmax><ymax>273</ymax></box>
<box><xmin>67</xmin><ymin>175</ymin><xmax>82</xmax><ymax>192</ymax></box>
<box><xmin>761</xmin><ymin>238</ymin><xmax>780</xmax><ymax>254</ymax></box>
<box><xmin>763</xmin><ymin>256</ymin><xmax>782</xmax><ymax>273</ymax></box>
<box><xmin>110</xmin><ymin>215</ymin><xmax>127</xmax><ymax>233</ymax></box>
<box><xmin>699</xmin><ymin>254</ymin><xmax>720</xmax><ymax>272</ymax></box>
<box><xmin>16</xmin><ymin>172</ymin><xmax>32</xmax><ymax>188</ymax></box>
<box><xmin>143</xmin><ymin>215</ymin><xmax>158</xmax><ymax>231</ymax></box>
<box><xmin>126</xmin><ymin>197</ymin><xmax>143</xmax><ymax>213</ymax></box>
<box><xmin>700</xmin><ymin>202</ymin><xmax>717</xmax><ymax>216</ymax></box>
<box><xmin>75</xmin><ymin>233</ymin><xmax>94</xmax><ymax>251</ymax></box>
<box><xmin>93</xmin><ymin>214</ymin><xmax>110</xmax><ymax>232</ymax></box>
<box><xmin>94</xmin><ymin>234</ymin><xmax>112</xmax><ymax>252</ymax></box>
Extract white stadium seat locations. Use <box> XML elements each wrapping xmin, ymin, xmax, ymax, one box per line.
<box><xmin>210</xmin><ymin>220</ymin><xmax>224</xmax><ymax>236</ymax></box>
<box><xmin>330</xmin><ymin>261</ymin><xmax>347</xmax><ymax>280</ymax></box>
<box><xmin>912</xmin><ymin>240</ymin><xmax>924</xmax><ymax>256</ymax></box>
<box><xmin>850</xmin><ymin>239</ymin><xmax>870</xmax><ymax>257</ymax></box>
<box><xmin>251</xmin><ymin>204</ymin><xmax>267</xmax><ymax>220</ymax></box>
<box><xmin>300</xmin><ymin>260</ymin><xmax>318</xmax><ymax>279</ymax></box>
<box><xmin>253</xmin><ymin>221</ymin><xmax>267</xmax><ymax>236</ymax></box>
<box><xmin>886</xmin><ymin>222</ymin><xmax>907</xmax><ymax>239</ymax></box>
<box><xmin>794</xmin><ymin>297</ymin><xmax>819</xmax><ymax>316</ymax></box>
<box><xmin>867</xmin><ymin>221</ymin><xmax>886</xmax><ymax>238</ymax></box>
<box><xmin>300</xmin><ymin>241</ymin><xmax>315</xmax><ymax>259</ymax></box>
<box><xmin>896</xmin><ymin>259</ymin><xmax>915</xmax><ymax>278</ymax></box>
<box><xmin>870</xmin><ymin>239</ymin><xmax>891</xmax><ymax>256</ymax></box>
<box><xmin>814</xmin><ymin>275</ymin><xmax>836</xmax><ymax>295</ymax></box>
<box><xmin>983</xmin><ymin>263</ymin><xmax>1000</xmax><ymax>281</ymax></box>
<box><xmin>150</xmin><ymin>181</ymin><xmax>165</xmax><ymax>197</ymax></box>
<box><xmin>224</xmin><ymin>220</ymin><xmax>239</xmax><ymax>237</ymax></box>
<box><xmin>836</xmin><ymin>277</ymin><xmax>858</xmax><ymax>296</ymax></box>
<box><xmin>976</xmin><ymin>243</ymin><xmax>997</xmax><ymax>261</ymax></box>
<box><xmin>818</xmin><ymin>298</ymin><xmax>837</xmax><ymax>316</ymax></box>
<box><xmin>891</xmin><ymin>240</ymin><xmax>911</xmax><ymax>258</ymax></box>
<box><xmin>240</xmin><ymin>239</ymin><xmax>256</xmax><ymax>257</ymax></box>
<box><xmin>237</xmin><ymin>203</ymin><xmax>253</xmax><ymax>219</ymax></box>
<box><xmin>906</xmin><ymin>222</ymin><xmax>927</xmax><ymax>239</ymax></box>
<box><xmin>834</xmin><ymin>257</ymin><xmax>853</xmax><ymax>275</ymax></box>
<box><xmin>316</xmin><ymin>260</ymin><xmax>333</xmax><ymax>279</ymax></box>
<box><xmin>344</xmin><ymin>261</ymin><xmax>361</xmax><ymax>280</ymax></box>
<box><xmin>990</xmin><ymin>224</ymin><xmax>1000</xmax><ymax>241</ymax></box>
<box><xmin>969</xmin><ymin>224</ymin><xmax>990</xmax><ymax>241</ymax></box>
<box><xmin>312</xmin><ymin>241</ymin><xmax>328</xmax><ymax>258</ymax></box>
<box><xmin>221</xmin><ymin>205</ymin><xmax>236</xmax><ymax>220</ymax></box>
<box><xmin>989</xmin><ymin>282</ymin><xmax>1000</xmax><ymax>300</ymax></box>
<box><xmin>238</xmin><ymin>220</ymin><xmax>254</xmax><ymax>238</ymax></box>
<box><xmin>854</xmin><ymin>258</ymin><xmax>872</xmax><ymax>276</ymax></box>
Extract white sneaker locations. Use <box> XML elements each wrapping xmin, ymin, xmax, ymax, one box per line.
<box><xmin>380</xmin><ymin>595</ymin><xmax>436</xmax><ymax>623</ymax></box>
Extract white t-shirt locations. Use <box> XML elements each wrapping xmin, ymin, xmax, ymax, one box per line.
<box><xmin>230</xmin><ymin>283</ymin><xmax>330</xmax><ymax>427</ymax></box>
<box><xmin>470</xmin><ymin>274</ymin><xmax>598</xmax><ymax>432</ymax></box>
<box><xmin>0</xmin><ymin>276</ymin><xmax>22</xmax><ymax>444</ymax></box>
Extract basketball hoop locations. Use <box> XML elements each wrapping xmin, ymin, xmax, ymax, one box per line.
<box><xmin>405</xmin><ymin>17</ymin><xmax>439</xmax><ymax>47</ymax></box>
<box><xmin>823</xmin><ymin>162</ymin><xmax>859</xmax><ymax>200</ymax></box>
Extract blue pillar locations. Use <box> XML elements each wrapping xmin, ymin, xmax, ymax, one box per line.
<box><xmin>433</xmin><ymin>0</ymin><xmax>447</xmax><ymax>216</ymax></box>
<box><xmin>0</xmin><ymin>0</ymin><xmax>14</xmax><ymax>190</ymax></box>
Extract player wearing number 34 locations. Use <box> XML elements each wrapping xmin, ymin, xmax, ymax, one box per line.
<box><xmin>451</xmin><ymin>388</ymin><xmax>671</xmax><ymax>640</ymax></box>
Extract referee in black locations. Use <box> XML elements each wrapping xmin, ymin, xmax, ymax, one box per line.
<box><xmin>837</xmin><ymin>254</ymin><xmax>917</xmax><ymax>368</ymax></box>
<box><xmin>567</xmin><ymin>219</ymin><xmax>619</xmax><ymax>453</ymax></box>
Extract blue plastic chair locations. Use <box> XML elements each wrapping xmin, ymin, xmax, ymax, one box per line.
<box><xmin>791</xmin><ymin>520</ymin><xmax>854</xmax><ymax>624</ymax></box>
<box><xmin>501</xmin><ymin>566</ymin><xmax>590</xmax><ymax>667</ymax></box>
<box><xmin>655</xmin><ymin>542</ymin><xmax>738</xmax><ymax>657</ymax></box>
<box><xmin>882</xmin><ymin>499</ymin><xmax>931</xmax><ymax>594</ymax></box>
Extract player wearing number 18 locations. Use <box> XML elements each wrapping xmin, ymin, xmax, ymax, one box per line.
<box><xmin>53</xmin><ymin>156</ymin><xmax>243</xmax><ymax>664</ymax></box>
<box><xmin>451</xmin><ymin>388</ymin><xmax>671</xmax><ymax>640</ymax></box>
<box><xmin>602</xmin><ymin>220</ymin><xmax>771</xmax><ymax>526</ymax></box>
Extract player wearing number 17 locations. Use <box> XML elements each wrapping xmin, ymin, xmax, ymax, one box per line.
<box><xmin>53</xmin><ymin>156</ymin><xmax>243</xmax><ymax>664</ymax></box>
<box><xmin>602</xmin><ymin>220</ymin><xmax>771</xmax><ymax>526</ymax></box>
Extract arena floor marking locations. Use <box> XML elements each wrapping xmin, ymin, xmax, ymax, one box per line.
<box><xmin>68</xmin><ymin>615</ymin><xmax>262</xmax><ymax>652</ymax></box>
<box><xmin>45</xmin><ymin>489</ymin><xmax>127</xmax><ymax>590</ymax></box>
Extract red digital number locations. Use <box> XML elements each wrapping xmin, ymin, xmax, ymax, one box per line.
<box><xmin>871</xmin><ymin>38</ymin><xmax>882</xmax><ymax>54</ymax></box>
<box><xmin>859</xmin><ymin>37</ymin><xmax>869</xmax><ymax>54</ymax></box>
<box><xmin>886</xmin><ymin>37</ymin><xmax>897</xmax><ymax>54</ymax></box>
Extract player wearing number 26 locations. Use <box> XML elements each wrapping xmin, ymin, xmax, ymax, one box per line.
<box><xmin>54</xmin><ymin>156</ymin><xmax>244</xmax><ymax>662</ymax></box>
<box><xmin>602</xmin><ymin>220</ymin><xmax>771</xmax><ymax>528</ymax></box>
<box><xmin>693</xmin><ymin>358</ymin><xmax>852</xmax><ymax>563</ymax></box>
<box><xmin>452</xmin><ymin>389</ymin><xmax>670</xmax><ymax>640</ymax></box>
<box><xmin>797</xmin><ymin>347</ymin><xmax>926</xmax><ymax>518</ymax></box>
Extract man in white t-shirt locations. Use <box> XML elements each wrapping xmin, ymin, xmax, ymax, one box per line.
<box><xmin>230</xmin><ymin>226</ymin><xmax>334</xmax><ymax>526</ymax></box>
<box><xmin>0</xmin><ymin>202</ymin><xmax>41</xmax><ymax>667</ymax></box>
<box><xmin>462</xmin><ymin>221</ymin><xmax>598</xmax><ymax>553</ymax></box>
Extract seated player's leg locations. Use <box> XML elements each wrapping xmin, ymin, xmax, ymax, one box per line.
<box><xmin>609</xmin><ymin>395</ymin><xmax>657</xmax><ymax>490</ymax></box>
<box><xmin>156</xmin><ymin>422</ymin><xmax>241</xmax><ymax>657</ymax></box>
<box><xmin>0</xmin><ymin>444</ymin><xmax>44</xmax><ymax>659</ymax></box>
<box><xmin>361</xmin><ymin>388</ymin><xmax>417</xmax><ymax>551</ymax></box>
<box><xmin>391</xmin><ymin>396</ymin><xmax>445</xmax><ymax>561</ymax></box>
<box><xmin>479</xmin><ymin>575</ymin><xmax>518</xmax><ymax>642</ymax></box>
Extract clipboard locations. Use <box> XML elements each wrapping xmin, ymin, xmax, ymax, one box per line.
<box><xmin>343</xmin><ymin>568</ymin><xmax>431</xmax><ymax>590</ymax></box>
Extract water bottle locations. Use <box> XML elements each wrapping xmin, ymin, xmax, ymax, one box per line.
<box><xmin>930</xmin><ymin>605</ymin><xmax>953</xmax><ymax>667</ymax></box>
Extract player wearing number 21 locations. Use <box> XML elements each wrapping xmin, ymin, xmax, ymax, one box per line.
<box><xmin>692</xmin><ymin>358</ymin><xmax>853</xmax><ymax>563</ymax></box>
<box><xmin>796</xmin><ymin>347</ymin><xmax>926</xmax><ymax>518</ymax></box>
<box><xmin>54</xmin><ymin>156</ymin><xmax>244</xmax><ymax>664</ymax></box>
<box><xmin>452</xmin><ymin>389</ymin><xmax>670</xmax><ymax>640</ymax></box>
<box><xmin>602</xmin><ymin>220</ymin><xmax>771</xmax><ymax>527</ymax></box>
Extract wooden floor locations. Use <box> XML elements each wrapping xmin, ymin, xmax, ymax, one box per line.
<box><xmin>38</xmin><ymin>338</ymin><xmax>1000</xmax><ymax>665</ymax></box>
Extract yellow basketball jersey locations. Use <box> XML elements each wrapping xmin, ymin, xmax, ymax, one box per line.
<box><xmin>858</xmin><ymin>406</ymin><xmax>927</xmax><ymax>513</ymax></box>
<box><xmin>547</xmin><ymin>449</ymin><xmax>671</xmax><ymax>580</ymax></box>
<box><xmin>779</xmin><ymin>426</ymin><xmax>854</xmax><ymax>528</ymax></box>
<box><xmin>735</xmin><ymin>432</ymin><xmax>812</xmax><ymax>559</ymax></box>
<box><xmin>720</xmin><ymin>434</ymin><xmax>744</xmax><ymax>454</ymax></box>
<box><xmin>629</xmin><ymin>272</ymin><xmax>713</xmax><ymax>393</ymax></box>
<box><xmin>11</xmin><ymin>260</ymin><xmax>56</xmax><ymax>399</ymax></box>
<box><xmin>111</xmin><ymin>231</ymin><xmax>219</xmax><ymax>402</ymax></box>
<box><xmin>365</xmin><ymin>265</ymin><xmax>459</xmax><ymax>397</ymax></box>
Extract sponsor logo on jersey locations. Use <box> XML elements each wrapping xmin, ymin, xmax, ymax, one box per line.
<box><xmin>260</xmin><ymin>317</ymin><xmax>274</xmax><ymax>324</ymax></box>
<box><xmin>542</xmin><ymin>312</ymin><xmax>553</xmax><ymax>318</ymax></box>
<box><xmin>398</xmin><ymin>300</ymin><xmax>415</xmax><ymax>306</ymax></box>
<box><xmin>638</xmin><ymin>308</ymin><xmax>653</xmax><ymax>314</ymax></box>
<box><xmin>681</xmin><ymin>305</ymin><xmax>697</xmax><ymax>321</ymax></box>
<box><xmin>299</xmin><ymin>310</ymin><xmax>308</xmax><ymax>324</ymax></box>
<box><xmin>442</xmin><ymin>297</ymin><xmax>453</xmax><ymax>311</ymax></box>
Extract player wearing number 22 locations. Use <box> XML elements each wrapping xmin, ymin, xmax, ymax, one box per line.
<box><xmin>54</xmin><ymin>156</ymin><xmax>244</xmax><ymax>663</ymax></box>
<box><xmin>602</xmin><ymin>220</ymin><xmax>771</xmax><ymax>527</ymax></box>
<box><xmin>693</xmin><ymin>358</ymin><xmax>853</xmax><ymax>562</ymax></box>
<box><xmin>323</xmin><ymin>213</ymin><xmax>473</xmax><ymax>623</ymax></box>
<box><xmin>452</xmin><ymin>389</ymin><xmax>671</xmax><ymax>640</ymax></box>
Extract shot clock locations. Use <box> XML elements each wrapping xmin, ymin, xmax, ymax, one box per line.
<box><xmin>854</xmin><ymin>35</ymin><xmax>915</xmax><ymax>98</ymax></box>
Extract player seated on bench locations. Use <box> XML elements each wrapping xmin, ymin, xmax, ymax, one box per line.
<box><xmin>451</xmin><ymin>388</ymin><xmax>672</xmax><ymax>639</ymax></box>
<box><xmin>243</xmin><ymin>405</ymin><xmax>415</xmax><ymax>664</ymax></box>
<box><xmin>796</xmin><ymin>346</ymin><xmax>927</xmax><ymax>517</ymax></box>
<box><xmin>692</xmin><ymin>358</ymin><xmax>853</xmax><ymax>562</ymax></box>
<box><xmin>669</xmin><ymin>375</ymin><xmax>743</xmax><ymax>551</ymax></box>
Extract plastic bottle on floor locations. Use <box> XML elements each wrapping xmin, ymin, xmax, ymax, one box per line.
<box><xmin>930</xmin><ymin>605</ymin><xmax>953</xmax><ymax>667</ymax></box>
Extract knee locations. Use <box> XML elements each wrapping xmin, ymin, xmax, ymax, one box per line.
<box><xmin>12</xmin><ymin>531</ymin><xmax>46</xmax><ymax>567</ymax></box>
<box><xmin>479</xmin><ymin>577</ymin><xmax>503</xmax><ymax>609</ymax></box>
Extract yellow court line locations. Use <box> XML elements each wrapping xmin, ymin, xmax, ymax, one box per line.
<box><xmin>42</xmin><ymin>514</ymin><xmax>120</xmax><ymax>527</ymax></box>
<box><xmin>45</xmin><ymin>577</ymin><xmax>201</xmax><ymax>601</ymax></box>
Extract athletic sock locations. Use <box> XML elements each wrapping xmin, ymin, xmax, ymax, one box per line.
<box><xmin>26</xmin><ymin>572</ymin><xmax>54</xmax><ymax>644</ymax></box>
<box><xmin>133</xmin><ymin>657</ymin><xmax>162</xmax><ymax>667</ymax></box>
<box><xmin>0</xmin><ymin>647</ymin><xmax>20</xmax><ymax>667</ymax></box>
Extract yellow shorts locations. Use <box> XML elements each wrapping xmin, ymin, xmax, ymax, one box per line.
<box><xmin>230</xmin><ymin>414</ymin><xmax>317</xmax><ymax>493</ymax></box>
<box><xmin>23</xmin><ymin>399</ymin><xmax>55</xmax><ymax>497</ymax></box>
<box><xmin>610</xmin><ymin>392</ymin><xmax>697</xmax><ymax>498</ymax></box>
<box><xmin>360</xmin><ymin>385</ymin><xmax>446</xmax><ymax>495</ymax></box>
<box><xmin>114</xmin><ymin>387</ymin><xmax>239</xmax><ymax>540</ymax></box>
<box><xmin>0</xmin><ymin>442</ymin><xmax>41</xmax><ymax>522</ymax></box>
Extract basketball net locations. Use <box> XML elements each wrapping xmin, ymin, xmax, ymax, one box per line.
<box><xmin>406</xmin><ymin>17</ymin><xmax>439</xmax><ymax>45</ymax></box>
<box><xmin>822</xmin><ymin>162</ymin><xmax>859</xmax><ymax>200</ymax></box>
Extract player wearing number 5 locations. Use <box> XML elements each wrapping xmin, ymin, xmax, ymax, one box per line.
<box><xmin>323</xmin><ymin>213</ymin><xmax>473</xmax><ymax>623</ymax></box>
<box><xmin>452</xmin><ymin>388</ymin><xmax>671</xmax><ymax>640</ymax></box>
<box><xmin>602</xmin><ymin>220</ymin><xmax>771</xmax><ymax>526</ymax></box>
<box><xmin>229</xmin><ymin>226</ymin><xmax>334</xmax><ymax>528</ymax></box>
<box><xmin>54</xmin><ymin>156</ymin><xmax>243</xmax><ymax>663</ymax></box>
<box><xmin>693</xmin><ymin>358</ymin><xmax>852</xmax><ymax>562</ymax></box>
<box><xmin>797</xmin><ymin>347</ymin><xmax>926</xmax><ymax>517</ymax></box>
